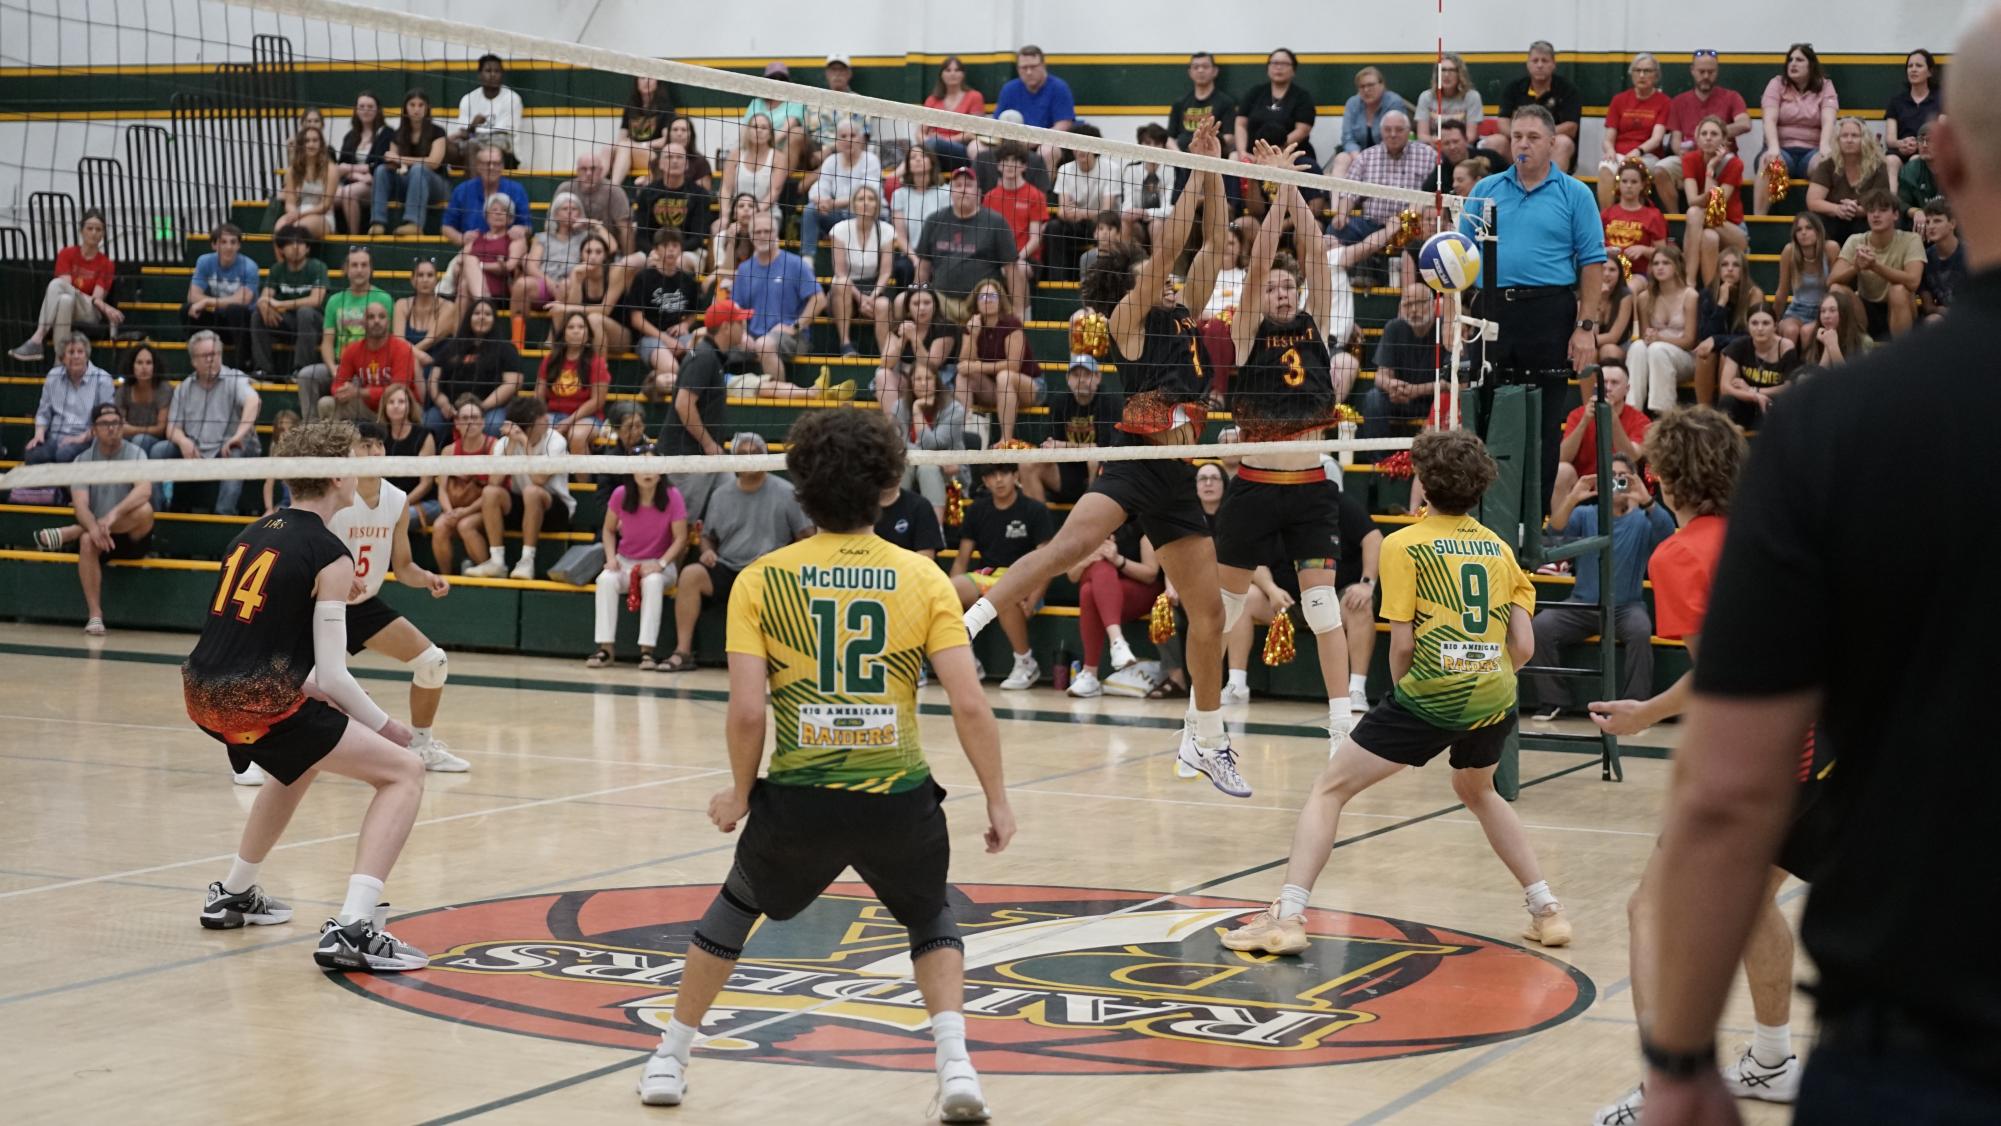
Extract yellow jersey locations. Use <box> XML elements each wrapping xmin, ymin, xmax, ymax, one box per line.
<box><xmin>725</xmin><ymin>531</ymin><xmax>967</xmax><ymax>793</ymax></box>
<box><xmin>1379</xmin><ymin>513</ymin><xmax>1537</xmax><ymax>729</ymax></box>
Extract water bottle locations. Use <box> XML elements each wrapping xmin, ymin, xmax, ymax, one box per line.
<box><xmin>1052</xmin><ymin>643</ymin><xmax>1072</xmax><ymax>691</ymax></box>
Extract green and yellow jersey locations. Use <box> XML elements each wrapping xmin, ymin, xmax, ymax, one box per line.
<box><xmin>725</xmin><ymin>530</ymin><xmax>967</xmax><ymax>793</ymax></box>
<box><xmin>1379</xmin><ymin>513</ymin><xmax>1537</xmax><ymax>729</ymax></box>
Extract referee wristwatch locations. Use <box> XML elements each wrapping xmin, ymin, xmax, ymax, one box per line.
<box><xmin>1574</xmin><ymin>318</ymin><xmax>1598</xmax><ymax>332</ymax></box>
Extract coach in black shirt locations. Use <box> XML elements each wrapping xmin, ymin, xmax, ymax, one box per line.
<box><xmin>1646</xmin><ymin>16</ymin><xmax>2001</xmax><ymax>1121</ymax></box>
<box><xmin>1484</xmin><ymin>41</ymin><xmax>1582</xmax><ymax>172</ymax></box>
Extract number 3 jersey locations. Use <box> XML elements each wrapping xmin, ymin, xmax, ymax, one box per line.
<box><xmin>1379</xmin><ymin>513</ymin><xmax>1537</xmax><ymax>729</ymax></box>
<box><xmin>327</xmin><ymin>481</ymin><xmax>407</xmax><ymax>602</ymax></box>
<box><xmin>183</xmin><ymin>509</ymin><xmax>353</xmax><ymax>740</ymax></box>
<box><xmin>726</xmin><ymin>531</ymin><xmax>968</xmax><ymax>794</ymax></box>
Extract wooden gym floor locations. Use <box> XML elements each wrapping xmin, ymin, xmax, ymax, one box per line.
<box><xmin>0</xmin><ymin>623</ymin><xmax>1801</xmax><ymax>1124</ymax></box>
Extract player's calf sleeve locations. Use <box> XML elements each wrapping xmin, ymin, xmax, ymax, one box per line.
<box><xmin>1219</xmin><ymin>588</ymin><xmax>1248</xmax><ymax>634</ymax></box>
<box><xmin>1301</xmin><ymin>586</ymin><xmax>1342</xmax><ymax>636</ymax></box>
<box><xmin>407</xmin><ymin>645</ymin><xmax>449</xmax><ymax>689</ymax></box>
<box><xmin>691</xmin><ymin>866</ymin><xmax>761</xmax><ymax>960</ymax></box>
<box><xmin>906</xmin><ymin>906</ymin><xmax>965</xmax><ymax>959</ymax></box>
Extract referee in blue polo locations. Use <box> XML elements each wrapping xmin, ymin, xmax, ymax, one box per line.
<box><xmin>1459</xmin><ymin>103</ymin><xmax>1607</xmax><ymax>504</ymax></box>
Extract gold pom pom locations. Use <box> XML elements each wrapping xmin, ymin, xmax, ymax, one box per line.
<box><xmin>1385</xmin><ymin>208</ymin><xmax>1422</xmax><ymax>254</ymax></box>
<box><xmin>992</xmin><ymin>438</ymin><xmax>1033</xmax><ymax>451</ymax></box>
<box><xmin>944</xmin><ymin>478</ymin><xmax>965</xmax><ymax>529</ymax></box>
<box><xmin>1262</xmin><ymin>609</ymin><xmax>1296</xmax><ymax>666</ymax></box>
<box><xmin>1764</xmin><ymin>157</ymin><xmax>1790</xmax><ymax>204</ymax></box>
<box><xmin>1216</xmin><ymin>305</ymin><xmax>1236</xmax><ymax>326</ymax></box>
<box><xmin>1704</xmin><ymin>185</ymin><xmax>1729</xmax><ymax>228</ymax></box>
<box><xmin>1333</xmin><ymin>402</ymin><xmax>1363</xmax><ymax>427</ymax></box>
<box><xmin>1149</xmin><ymin>592</ymin><xmax>1176</xmax><ymax>644</ymax></box>
<box><xmin>1069</xmin><ymin>311</ymin><xmax>1111</xmax><ymax>359</ymax></box>
<box><xmin>1617</xmin><ymin>251</ymin><xmax>1634</xmax><ymax>285</ymax></box>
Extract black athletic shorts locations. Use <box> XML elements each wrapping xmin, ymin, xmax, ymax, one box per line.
<box><xmin>500</xmin><ymin>498</ymin><xmax>571</xmax><ymax>533</ymax></box>
<box><xmin>1776</xmin><ymin>726</ymin><xmax>1836</xmax><ymax>881</ymax></box>
<box><xmin>1051</xmin><ymin>461</ymin><xmax>1092</xmax><ymax>505</ymax></box>
<box><xmin>107</xmin><ymin>531</ymin><xmax>152</xmax><ymax>560</ymax></box>
<box><xmin>1088</xmin><ymin>456</ymin><xmax>1209</xmax><ymax>547</ymax></box>
<box><xmin>734</xmin><ymin>778</ymin><xmax>953</xmax><ymax>925</ymax></box>
<box><xmin>1351</xmin><ymin>693</ymin><xmax>1514</xmax><ymax>770</ymax></box>
<box><xmin>344</xmin><ymin>595</ymin><xmax>403</xmax><ymax>654</ymax></box>
<box><xmin>197</xmin><ymin>696</ymin><xmax>351</xmax><ymax>786</ymax></box>
<box><xmin>707</xmin><ymin>562</ymin><xmax>742</xmax><ymax>609</ymax></box>
<box><xmin>1214</xmin><ymin>470</ymin><xmax>1340</xmax><ymax>572</ymax></box>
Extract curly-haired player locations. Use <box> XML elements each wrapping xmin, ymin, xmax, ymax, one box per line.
<box><xmin>637</xmin><ymin>409</ymin><xmax>1015</xmax><ymax>1122</ymax></box>
<box><xmin>1221</xmin><ymin>429</ymin><xmax>1573</xmax><ymax>956</ymax></box>
<box><xmin>961</xmin><ymin>116</ymin><xmax>1252</xmax><ymax>797</ymax></box>
<box><xmin>183</xmin><ymin>420</ymin><xmax>430</xmax><ymax>972</ymax></box>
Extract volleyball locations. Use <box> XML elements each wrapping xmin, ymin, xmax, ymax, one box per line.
<box><xmin>1417</xmin><ymin>230</ymin><xmax>1482</xmax><ymax>293</ymax></box>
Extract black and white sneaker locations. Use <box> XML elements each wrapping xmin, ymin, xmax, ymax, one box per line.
<box><xmin>313</xmin><ymin>904</ymin><xmax>429</xmax><ymax>971</ymax></box>
<box><xmin>199</xmin><ymin>881</ymin><xmax>294</xmax><ymax>929</ymax></box>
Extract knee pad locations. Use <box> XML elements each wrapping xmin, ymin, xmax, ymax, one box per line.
<box><xmin>904</xmin><ymin>905</ymin><xmax>964</xmax><ymax>959</ymax></box>
<box><xmin>1220</xmin><ymin>588</ymin><xmax>1249</xmax><ymax>634</ymax></box>
<box><xmin>1302</xmin><ymin>586</ymin><xmax>1343</xmax><ymax>636</ymax></box>
<box><xmin>692</xmin><ymin>872</ymin><xmax>761</xmax><ymax>961</ymax></box>
<box><xmin>407</xmin><ymin>645</ymin><xmax>449</xmax><ymax>689</ymax></box>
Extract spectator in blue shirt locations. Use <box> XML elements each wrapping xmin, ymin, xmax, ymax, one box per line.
<box><xmin>1459</xmin><ymin>104</ymin><xmax>1608</xmax><ymax>501</ymax></box>
<box><xmin>25</xmin><ymin>332</ymin><xmax>116</xmax><ymax>465</ymax></box>
<box><xmin>1329</xmin><ymin>66</ymin><xmax>1412</xmax><ymax>181</ymax></box>
<box><xmin>994</xmin><ymin>45</ymin><xmax>1075</xmax><ymax>174</ymax></box>
<box><xmin>440</xmin><ymin>143</ymin><xmax>531</xmax><ymax>249</ymax></box>
<box><xmin>1526</xmin><ymin>451</ymin><xmax>1676</xmax><ymax>714</ymax></box>
<box><xmin>733</xmin><ymin>208</ymin><xmax>830</xmax><ymax>385</ymax></box>
<box><xmin>181</xmin><ymin>221</ymin><xmax>260</xmax><ymax>370</ymax></box>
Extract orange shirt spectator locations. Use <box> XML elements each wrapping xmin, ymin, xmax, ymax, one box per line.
<box><xmin>334</xmin><ymin>334</ymin><xmax>416</xmax><ymax>411</ymax></box>
<box><xmin>1607</xmin><ymin>87</ymin><xmax>1673</xmax><ymax>155</ymax></box>
<box><xmin>1562</xmin><ymin>399</ymin><xmax>1651</xmax><ymax>477</ymax></box>
<box><xmin>984</xmin><ymin>180</ymin><xmax>1047</xmax><ymax>260</ymax></box>
<box><xmin>539</xmin><ymin>349</ymin><xmax>610</xmax><ymax>415</ymax></box>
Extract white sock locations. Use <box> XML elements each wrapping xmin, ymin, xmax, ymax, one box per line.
<box><xmin>337</xmin><ymin>874</ymin><xmax>385</xmax><ymax>926</ymax></box>
<box><xmin>1227</xmin><ymin>668</ymin><xmax>1248</xmax><ymax>690</ymax></box>
<box><xmin>1329</xmin><ymin>697</ymin><xmax>1352</xmax><ymax>724</ymax></box>
<box><xmin>221</xmin><ymin>855</ymin><xmax>261</xmax><ymax>894</ymax></box>
<box><xmin>1277</xmin><ymin>883</ymin><xmax>1311</xmax><ymax>919</ymax></box>
<box><xmin>1523</xmin><ymin>880</ymin><xmax>1558</xmax><ymax>914</ymax></box>
<box><xmin>930</xmin><ymin>1010</ymin><xmax>970</xmax><ymax>1069</ymax></box>
<box><xmin>1014</xmin><ymin>649</ymin><xmax>1033</xmax><ymax>665</ymax></box>
<box><xmin>1348</xmin><ymin>673</ymin><xmax>1367</xmax><ymax>694</ymax></box>
<box><xmin>1750</xmin><ymin>1022</ymin><xmax>1793</xmax><ymax>1067</ymax></box>
<box><xmin>523</xmin><ymin>544</ymin><xmax>538</xmax><ymax>562</ymax></box>
<box><xmin>963</xmin><ymin>597</ymin><xmax>997</xmax><ymax>637</ymax></box>
<box><xmin>1193</xmin><ymin>708</ymin><xmax>1225</xmax><ymax>744</ymax></box>
<box><xmin>1106</xmin><ymin>625</ymin><xmax>1127</xmax><ymax>648</ymax></box>
<box><xmin>412</xmin><ymin>726</ymin><xmax>433</xmax><ymax>743</ymax></box>
<box><xmin>658</xmin><ymin>1017</ymin><xmax>699</xmax><ymax>1063</ymax></box>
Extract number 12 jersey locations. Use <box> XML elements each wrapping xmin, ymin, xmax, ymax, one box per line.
<box><xmin>1379</xmin><ymin>513</ymin><xmax>1537</xmax><ymax>729</ymax></box>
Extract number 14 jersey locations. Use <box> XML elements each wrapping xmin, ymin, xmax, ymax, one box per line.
<box><xmin>725</xmin><ymin>531</ymin><xmax>967</xmax><ymax>794</ymax></box>
<box><xmin>1379</xmin><ymin>513</ymin><xmax>1537</xmax><ymax>729</ymax></box>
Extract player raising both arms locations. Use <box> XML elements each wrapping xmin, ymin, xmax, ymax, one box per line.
<box><xmin>1222</xmin><ymin>430</ymin><xmax>1573</xmax><ymax>956</ymax></box>
<box><xmin>184</xmin><ymin>420</ymin><xmax>429</xmax><ymax>972</ymax></box>
<box><xmin>328</xmin><ymin>421</ymin><xmax>468</xmax><ymax>771</ymax></box>
<box><xmin>1588</xmin><ymin>406</ymin><xmax>1823</xmax><ymax>1124</ymax></box>
<box><xmin>636</xmin><ymin>409</ymin><xmax>1015</xmax><ymax>1122</ymax></box>
<box><xmin>1219</xmin><ymin>141</ymin><xmax>1359</xmax><ymax>747</ymax></box>
<box><xmin>962</xmin><ymin>116</ymin><xmax>1248</xmax><ymax>797</ymax></box>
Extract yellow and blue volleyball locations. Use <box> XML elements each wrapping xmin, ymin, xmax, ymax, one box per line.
<box><xmin>1417</xmin><ymin>230</ymin><xmax>1482</xmax><ymax>293</ymax></box>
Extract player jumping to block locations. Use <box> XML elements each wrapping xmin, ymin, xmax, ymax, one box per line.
<box><xmin>636</xmin><ymin>409</ymin><xmax>1016</xmax><ymax>1122</ymax></box>
<box><xmin>1218</xmin><ymin>141</ymin><xmax>1360</xmax><ymax>747</ymax></box>
<box><xmin>184</xmin><ymin>420</ymin><xmax>430</xmax><ymax>972</ymax></box>
<box><xmin>1222</xmin><ymin>430</ymin><xmax>1573</xmax><ymax>955</ymax></box>
<box><xmin>961</xmin><ymin>116</ymin><xmax>1247</xmax><ymax>797</ymax></box>
<box><xmin>328</xmin><ymin>421</ymin><xmax>468</xmax><ymax>772</ymax></box>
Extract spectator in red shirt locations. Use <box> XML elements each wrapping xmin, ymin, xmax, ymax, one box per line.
<box><xmin>1600</xmin><ymin>163</ymin><xmax>1667</xmax><ymax>280</ymax></box>
<box><xmin>328</xmin><ymin>302</ymin><xmax>416</xmax><ymax>420</ymax></box>
<box><xmin>1652</xmin><ymin>51</ymin><xmax>1752</xmax><ymax>210</ymax></box>
<box><xmin>1595</xmin><ymin>53</ymin><xmax>1672</xmax><ymax>208</ymax></box>
<box><xmin>1550</xmin><ymin>357</ymin><xmax>1650</xmax><ymax>513</ymax></box>
<box><xmin>983</xmin><ymin>142</ymin><xmax>1047</xmax><ymax>319</ymax></box>
<box><xmin>11</xmin><ymin>209</ymin><xmax>123</xmax><ymax>363</ymax></box>
<box><xmin>536</xmin><ymin>310</ymin><xmax>611</xmax><ymax>455</ymax></box>
<box><xmin>1679</xmin><ymin>116</ymin><xmax>1749</xmax><ymax>286</ymax></box>
<box><xmin>922</xmin><ymin>54</ymin><xmax>985</xmax><ymax>169</ymax></box>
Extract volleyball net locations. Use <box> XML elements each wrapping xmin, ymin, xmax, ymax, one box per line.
<box><xmin>0</xmin><ymin>0</ymin><xmax>1489</xmax><ymax>496</ymax></box>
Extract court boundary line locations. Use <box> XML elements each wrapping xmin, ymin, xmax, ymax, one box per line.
<box><xmin>408</xmin><ymin>758</ymin><xmax>1598</xmax><ymax>1124</ymax></box>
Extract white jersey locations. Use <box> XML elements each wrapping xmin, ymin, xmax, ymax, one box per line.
<box><xmin>328</xmin><ymin>480</ymin><xmax>408</xmax><ymax>602</ymax></box>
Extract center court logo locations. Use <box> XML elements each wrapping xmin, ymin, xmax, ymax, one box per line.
<box><xmin>336</xmin><ymin>883</ymin><xmax>1592</xmax><ymax>1073</ymax></box>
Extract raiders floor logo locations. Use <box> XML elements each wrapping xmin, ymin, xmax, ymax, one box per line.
<box><xmin>336</xmin><ymin>883</ymin><xmax>1592</xmax><ymax>1073</ymax></box>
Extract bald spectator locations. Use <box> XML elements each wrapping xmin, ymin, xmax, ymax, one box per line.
<box><xmin>152</xmin><ymin>329</ymin><xmax>261</xmax><ymax>515</ymax></box>
<box><xmin>1333</xmin><ymin>110</ymin><xmax>1437</xmax><ymax>254</ymax></box>
<box><xmin>555</xmin><ymin>151</ymin><xmax>638</xmax><ymax>263</ymax></box>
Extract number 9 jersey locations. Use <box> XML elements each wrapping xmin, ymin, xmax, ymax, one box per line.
<box><xmin>1379</xmin><ymin>512</ymin><xmax>1537</xmax><ymax>729</ymax></box>
<box><xmin>182</xmin><ymin>509</ymin><xmax>353</xmax><ymax>742</ymax></box>
<box><xmin>725</xmin><ymin>531</ymin><xmax>970</xmax><ymax>794</ymax></box>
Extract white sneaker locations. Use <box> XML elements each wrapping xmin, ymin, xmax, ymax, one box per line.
<box><xmin>1180</xmin><ymin>735</ymin><xmax>1253</xmax><ymax>798</ymax></box>
<box><xmin>410</xmin><ymin>733</ymin><xmax>470</xmax><ymax>772</ymax></box>
<box><xmin>232</xmin><ymin>763</ymin><xmax>267</xmax><ymax>786</ymax></box>
<box><xmin>935</xmin><ymin>1060</ymin><xmax>990</xmax><ymax>1123</ymax></box>
<box><xmin>1108</xmin><ymin>636</ymin><xmax>1137</xmax><ymax>671</ymax></box>
<box><xmin>509</xmin><ymin>556</ymin><xmax>537</xmax><ymax>581</ymax></box>
<box><xmin>1067</xmin><ymin>669</ymin><xmax>1102</xmax><ymax>697</ymax></box>
<box><xmin>1723</xmin><ymin>1046</ymin><xmax>1802</xmax><ymax>1103</ymax></box>
<box><xmin>1221</xmin><ymin>682</ymin><xmax>1251</xmax><ymax>704</ymax></box>
<box><xmin>636</xmin><ymin>1051</ymin><xmax>688</xmax><ymax>1106</ymax></box>
<box><xmin>1174</xmin><ymin>721</ymin><xmax>1199</xmax><ymax>778</ymax></box>
<box><xmin>1000</xmin><ymin>654</ymin><xmax>1040</xmax><ymax>691</ymax></box>
<box><xmin>1348</xmin><ymin>687</ymin><xmax>1369</xmax><ymax>713</ymax></box>
<box><xmin>464</xmin><ymin>555</ymin><xmax>507</xmax><ymax>579</ymax></box>
<box><xmin>1592</xmin><ymin>1085</ymin><xmax>1643</xmax><ymax>1126</ymax></box>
